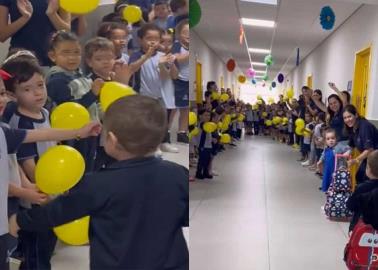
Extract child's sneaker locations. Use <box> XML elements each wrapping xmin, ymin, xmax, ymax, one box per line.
<box><xmin>160</xmin><ymin>143</ymin><xmax>179</xmax><ymax>153</ymax></box>
<box><xmin>177</xmin><ymin>132</ymin><xmax>189</xmax><ymax>144</ymax></box>
<box><xmin>301</xmin><ymin>160</ymin><xmax>310</xmax><ymax>166</ymax></box>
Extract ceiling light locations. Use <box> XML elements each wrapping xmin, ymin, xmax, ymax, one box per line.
<box><xmin>252</xmin><ymin>62</ymin><xmax>266</xmax><ymax>66</ymax></box>
<box><xmin>248</xmin><ymin>48</ymin><xmax>271</xmax><ymax>54</ymax></box>
<box><xmin>240</xmin><ymin>0</ymin><xmax>277</xmax><ymax>5</ymax></box>
<box><xmin>241</xmin><ymin>18</ymin><xmax>275</xmax><ymax>28</ymax></box>
<box><xmin>255</xmin><ymin>70</ymin><xmax>266</xmax><ymax>74</ymax></box>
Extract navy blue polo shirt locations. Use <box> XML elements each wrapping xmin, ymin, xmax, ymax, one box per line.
<box><xmin>0</xmin><ymin>0</ymin><xmax>55</xmax><ymax>66</ymax></box>
<box><xmin>0</xmin><ymin>125</ymin><xmax>26</xmax><ymax>154</ymax></box>
<box><xmin>349</xmin><ymin>118</ymin><xmax>378</xmax><ymax>152</ymax></box>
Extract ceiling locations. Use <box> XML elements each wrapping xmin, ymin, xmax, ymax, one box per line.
<box><xmin>193</xmin><ymin>0</ymin><xmax>369</xmax><ymax>81</ymax></box>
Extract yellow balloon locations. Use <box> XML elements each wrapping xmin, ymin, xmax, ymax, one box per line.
<box><xmin>262</xmin><ymin>112</ymin><xmax>268</xmax><ymax>118</ymax></box>
<box><xmin>220</xmin><ymin>93</ymin><xmax>230</xmax><ymax>102</ymax></box>
<box><xmin>220</xmin><ymin>134</ymin><xmax>231</xmax><ymax>144</ymax></box>
<box><xmin>189</xmin><ymin>112</ymin><xmax>197</xmax><ymax>126</ymax></box>
<box><xmin>265</xmin><ymin>120</ymin><xmax>272</xmax><ymax>126</ymax></box>
<box><xmin>35</xmin><ymin>146</ymin><xmax>85</xmax><ymax>195</ymax></box>
<box><xmin>211</xmin><ymin>92</ymin><xmax>220</xmax><ymax>100</ymax></box>
<box><xmin>257</xmin><ymin>100</ymin><xmax>263</xmax><ymax>105</ymax></box>
<box><xmin>224</xmin><ymin>114</ymin><xmax>231</xmax><ymax>124</ymax></box>
<box><xmin>295</xmin><ymin>126</ymin><xmax>304</xmax><ymax>136</ymax></box>
<box><xmin>218</xmin><ymin>122</ymin><xmax>223</xmax><ymax>129</ymax></box>
<box><xmin>257</xmin><ymin>95</ymin><xmax>262</xmax><ymax>100</ymax></box>
<box><xmin>303</xmin><ymin>128</ymin><xmax>311</xmax><ymax>137</ymax></box>
<box><xmin>100</xmin><ymin>82</ymin><xmax>136</xmax><ymax>112</ymax></box>
<box><xmin>287</xmin><ymin>87</ymin><xmax>294</xmax><ymax>98</ymax></box>
<box><xmin>282</xmin><ymin>117</ymin><xmax>289</xmax><ymax>124</ymax></box>
<box><xmin>54</xmin><ymin>216</ymin><xmax>90</xmax><ymax>246</ymax></box>
<box><xmin>189</xmin><ymin>127</ymin><xmax>199</xmax><ymax>141</ymax></box>
<box><xmin>60</xmin><ymin>0</ymin><xmax>99</xmax><ymax>14</ymax></box>
<box><xmin>295</xmin><ymin>118</ymin><xmax>305</xmax><ymax>128</ymax></box>
<box><xmin>203</xmin><ymin>122</ymin><xmax>217</xmax><ymax>133</ymax></box>
<box><xmin>237</xmin><ymin>114</ymin><xmax>245</xmax><ymax>122</ymax></box>
<box><xmin>50</xmin><ymin>102</ymin><xmax>90</xmax><ymax>129</ymax></box>
<box><xmin>123</xmin><ymin>5</ymin><xmax>142</xmax><ymax>24</ymax></box>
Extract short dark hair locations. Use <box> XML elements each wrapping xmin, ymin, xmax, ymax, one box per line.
<box><xmin>206</xmin><ymin>81</ymin><xmax>216</xmax><ymax>91</ymax></box>
<box><xmin>137</xmin><ymin>23</ymin><xmax>163</xmax><ymax>39</ymax></box>
<box><xmin>97</xmin><ymin>22</ymin><xmax>128</xmax><ymax>39</ymax></box>
<box><xmin>49</xmin><ymin>30</ymin><xmax>79</xmax><ymax>51</ymax></box>
<box><xmin>368</xmin><ymin>150</ymin><xmax>378</xmax><ymax>178</ymax></box>
<box><xmin>104</xmin><ymin>95</ymin><xmax>167</xmax><ymax>157</ymax></box>
<box><xmin>154</xmin><ymin>0</ymin><xmax>169</xmax><ymax>6</ymax></box>
<box><xmin>317</xmin><ymin>112</ymin><xmax>326</xmax><ymax>123</ymax></box>
<box><xmin>84</xmin><ymin>37</ymin><xmax>115</xmax><ymax>59</ymax></box>
<box><xmin>176</xmin><ymin>18</ymin><xmax>188</xmax><ymax>36</ymax></box>
<box><xmin>170</xmin><ymin>0</ymin><xmax>186</xmax><ymax>12</ymax></box>
<box><xmin>2</xmin><ymin>59</ymin><xmax>43</xmax><ymax>92</ymax></box>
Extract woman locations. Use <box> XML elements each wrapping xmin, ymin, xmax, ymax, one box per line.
<box><xmin>343</xmin><ymin>104</ymin><xmax>378</xmax><ymax>184</ymax></box>
<box><xmin>0</xmin><ymin>0</ymin><xmax>71</xmax><ymax>66</ymax></box>
<box><xmin>307</xmin><ymin>89</ymin><xmax>325</xmax><ymax>117</ymax></box>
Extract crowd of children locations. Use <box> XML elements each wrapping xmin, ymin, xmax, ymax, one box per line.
<box><xmin>0</xmin><ymin>1</ymin><xmax>189</xmax><ymax>269</ymax></box>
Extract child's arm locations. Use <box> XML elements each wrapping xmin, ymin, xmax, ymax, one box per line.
<box><xmin>8</xmin><ymin>183</ymin><xmax>48</xmax><ymax>205</ymax></box>
<box><xmin>174</xmin><ymin>52</ymin><xmax>189</xmax><ymax>64</ymax></box>
<box><xmin>128</xmin><ymin>45</ymin><xmax>156</xmax><ymax>73</ymax></box>
<box><xmin>23</xmin><ymin>121</ymin><xmax>101</xmax><ymax>144</ymax></box>
<box><xmin>45</xmin><ymin>0</ymin><xmax>71</xmax><ymax>31</ymax></box>
<box><xmin>20</xmin><ymin>159</ymin><xmax>36</xmax><ymax>183</ymax></box>
<box><xmin>0</xmin><ymin>3</ymin><xmax>32</xmax><ymax>42</ymax></box>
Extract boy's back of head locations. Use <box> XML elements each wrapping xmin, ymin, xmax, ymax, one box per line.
<box><xmin>104</xmin><ymin>95</ymin><xmax>167</xmax><ymax>157</ymax></box>
<box><xmin>367</xmin><ymin>150</ymin><xmax>378</xmax><ymax>179</ymax></box>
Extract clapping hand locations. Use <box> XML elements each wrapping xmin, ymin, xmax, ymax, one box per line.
<box><xmin>17</xmin><ymin>0</ymin><xmax>33</xmax><ymax>19</ymax></box>
<box><xmin>46</xmin><ymin>0</ymin><xmax>60</xmax><ymax>15</ymax></box>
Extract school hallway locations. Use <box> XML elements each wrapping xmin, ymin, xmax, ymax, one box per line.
<box><xmin>190</xmin><ymin>135</ymin><xmax>350</xmax><ymax>270</ymax></box>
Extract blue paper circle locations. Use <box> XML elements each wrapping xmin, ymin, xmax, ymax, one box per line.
<box><xmin>272</xmin><ymin>81</ymin><xmax>276</xmax><ymax>88</ymax></box>
<box><xmin>320</xmin><ymin>6</ymin><xmax>335</xmax><ymax>30</ymax></box>
<box><xmin>278</xmin><ymin>73</ymin><xmax>284</xmax><ymax>83</ymax></box>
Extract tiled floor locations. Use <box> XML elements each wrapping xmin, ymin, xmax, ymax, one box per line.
<box><xmin>190</xmin><ymin>135</ymin><xmax>350</xmax><ymax>270</ymax></box>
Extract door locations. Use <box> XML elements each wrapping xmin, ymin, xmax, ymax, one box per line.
<box><xmin>196</xmin><ymin>61</ymin><xmax>202</xmax><ymax>104</ymax></box>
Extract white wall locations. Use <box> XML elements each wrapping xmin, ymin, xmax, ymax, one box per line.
<box><xmin>287</xmin><ymin>4</ymin><xmax>378</xmax><ymax>120</ymax></box>
<box><xmin>190</xmin><ymin>30</ymin><xmax>239</xmax><ymax>100</ymax></box>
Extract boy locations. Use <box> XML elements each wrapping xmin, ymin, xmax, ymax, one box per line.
<box><xmin>301</xmin><ymin>112</ymin><xmax>315</xmax><ymax>166</ymax></box>
<box><xmin>9</xmin><ymin>95</ymin><xmax>189</xmax><ymax>270</ymax></box>
<box><xmin>153</xmin><ymin>0</ymin><xmax>174</xmax><ymax>30</ymax></box>
<box><xmin>129</xmin><ymin>23</ymin><xmax>178</xmax><ymax>150</ymax></box>
<box><xmin>347</xmin><ymin>150</ymin><xmax>378</xmax><ymax>232</ymax></box>
<box><xmin>167</xmin><ymin>0</ymin><xmax>189</xmax><ymax>29</ymax></box>
<box><xmin>0</xmin><ymin>68</ymin><xmax>100</xmax><ymax>270</ymax></box>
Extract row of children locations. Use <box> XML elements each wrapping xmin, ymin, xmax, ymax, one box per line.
<box><xmin>0</xmin><ymin>1</ymin><xmax>190</xmax><ymax>269</ymax></box>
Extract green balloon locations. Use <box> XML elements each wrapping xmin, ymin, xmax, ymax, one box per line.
<box><xmin>190</xmin><ymin>0</ymin><xmax>202</xmax><ymax>28</ymax></box>
<box><xmin>263</xmin><ymin>74</ymin><xmax>269</xmax><ymax>81</ymax></box>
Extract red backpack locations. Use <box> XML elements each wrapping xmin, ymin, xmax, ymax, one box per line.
<box><xmin>344</xmin><ymin>220</ymin><xmax>378</xmax><ymax>269</ymax></box>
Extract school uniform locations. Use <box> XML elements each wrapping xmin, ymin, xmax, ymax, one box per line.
<box><xmin>4</xmin><ymin>108</ymin><xmax>57</xmax><ymax>270</ymax></box>
<box><xmin>0</xmin><ymin>125</ymin><xmax>27</xmax><ymax>270</ymax></box>
<box><xmin>172</xmin><ymin>41</ymin><xmax>189</xmax><ymax>108</ymax></box>
<box><xmin>347</xmin><ymin>179</ymin><xmax>378</xmax><ymax>232</ymax></box>
<box><xmin>252</xmin><ymin>110</ymin><xmax>260</xmax><ymax>135</ymax></box>
<box><xmin>16</xmin><ymin>156</ymin><xmax>189</xmax><ymax>270</ymax></box>
<box><xmin>195</xmin><ymin>123</ymin><xmax>213</xmax><ymax>178</ymax></box>
<box><xmin>288</xmin><ymin>117</ymin><xmax>294</xmax><ymax>145</ymax></box>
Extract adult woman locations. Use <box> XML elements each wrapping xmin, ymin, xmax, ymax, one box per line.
<box><xmin>307</xmin><ymin>89</ymin><xmax>325</xmax><ymax>117</ymax></box>
<box><xmin>343</xmin><ymin>104</ymin><xmax>378</xmax><ymax>184</ymax></box>
<box><xmin>0</xmin><ymin>0</ymin><xmax>71</xmax><ymax>66</ymax></box>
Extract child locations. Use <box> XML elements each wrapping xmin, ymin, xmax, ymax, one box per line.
<box><xmin>347</xmin><ymin>150</ymin><xmax>378</xmax><ymax>232</ymax></box>
<box><xmin>245</xmin><ymin>104</ymin><xmax>253</xmax><ymax>136</ymax></box>
<box><xmin>311</xmin><ymin>112</ymin><xmax>326</xmax><ymax>170</ymax></box>
<box><xmin>252</xmin><ymin>105</ymin><xmax>260</xmax><ymax>135</ymax></box>
<box><xmin>172</xmin><ymin>19</ymin><xmax>189</xmax><ymax>144</ymax></box>
<box><xmin>194</xmin><ymin>109</ymin><xmax>214</xmax><ymax>179</ymax></box>
<box><xmin>317</xmin><ymin>128</ymin><xmax>351</xmax><ymax>192</ymax></box>
<box><xmin>153</xmin><ymin>0</ymin><xmax>174</xmax><ymax>30</ymax></box>
<box><xmin>168</xmin><ymin>0</ymin><xmax>189</xmax><ymax>29</ymax></box>
<box><xmin>97</xmin><ymin>22</ymin><xmax>130</xmax><ymax>65</ymax></box>
<box><xmin>9</xmin><ymin>95</ymin><xmax>189</xmax><ymax>270</ymax></box>
<box><xmin>300</xmin><ymin>112</ymin><xmax>315</xmax><ymax>165</ymax></box>
<box><xmin>159</xmin><ymin>29</ymin><xmax>179</xmax><ymax>153</ymax></box>
<box><xmin>0</xmin><ymin>68</ymin><xmax>100</xmax><ymax>270</ymax></box>
<box><xmin>287</xmin><ymin>110</ymin><xmax>294</xmax><ymax>145</ymax></box>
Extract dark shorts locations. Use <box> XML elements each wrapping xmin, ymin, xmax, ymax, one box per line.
<box><xmin>246</xmin><ymin>121</ymin><xmax>253</xmax><ymax>128</ymax></box>
<box><xmin>174</xmin><ymin>79</ymin><xmax>189</xmax><ymax>108</ymax></box>
<box><xmin>302</xmin><ymin>143</ymin><xmax>311</xmax><ymax>154</ymax></box>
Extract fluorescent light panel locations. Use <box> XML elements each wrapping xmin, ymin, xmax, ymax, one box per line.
<box><xmin>254</xmin><ymin>70</ymin><xmax>266</xmax><ymax>74</ymax></box>
<box><xmin>240</xmin><ymin>0</ymin><xmax>277</xmax><ymax>5</ymax></box>
<box><xmin>241</xmin><ymin>18</ymin><xmax>275</xmax><ymax>28</ymax></box>
<box><xmin>249</xmin><ymin>48</ymin><xmax>271</xmax><ymax>54</ymax></box>
<box><xmin>252</xmin><ymin>62</ymin><xmax>266</xmax><ymax>66</ymax></box>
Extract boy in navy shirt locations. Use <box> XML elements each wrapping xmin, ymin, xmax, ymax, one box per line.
<box><xmin>0</xmin><ymin>67</ymin><xmax>100</xmax><ymax>270</ymax></box>
<box><xmin>9</xmin><ymin>95</ymin><xmax>189</xmax><ymax>270</ymax></box>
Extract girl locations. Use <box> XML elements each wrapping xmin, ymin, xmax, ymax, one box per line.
<box><xmin>159</xmin><ymin>29</ymin><xmax>179</xmax><ymax>152</ymax></box>
<box><xmin>172</xmin><ymin>19</ymin><xmax>189</xmax><ymax>143</ymax></box>
<box><xmin>310</xmin><ymin>112</ymin><xmax>326</xmax><ymax>172</ymax></box>
<box><xmin>317</xmin><ymin>128</ymin><xmax>351</xmax><ymax>192</ymax></box>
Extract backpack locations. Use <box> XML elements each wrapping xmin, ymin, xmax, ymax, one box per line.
<box><xmin>344</xmin><ymin>219</ymin><xmax>378</xmax><ymax>269</ymax></box>
<box><xmin>324</xmin><ymin>154</ymin><xmax>353</xmax><ymax>220</ymax></box>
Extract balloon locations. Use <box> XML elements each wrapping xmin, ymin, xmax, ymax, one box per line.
<box><xmin>50</xmin><ymin>102</ymin><xmax>90</xmax><ymax>130</ymax></box>
<box><xmin>246</xmin><ymin>68</ymin><xmax>256</xmax><ymax>78</ymax></box>
<box><xmin>278</xmin><ymin>73</ymin><xmax>284</xmax><ymax>83</ymax></box>
<box><xmin>252</xmin><ymin>79</ymin><xmax>257</xmax><ymax>85</ymax></box>
<box><xmin>282</xmin><ymin>117</ymin><xmax>289</xmax><ymax>123</ymax></box>
<box><xmin>287</xmin><ymin>87</ymin><xmax>294</xmax><ymax>98</ymax></box>
<box><xmin>189</xmin><ymin>127</ymin><xmax>200</xmax><ymax>140</ymax></box>
<box><xmin>262</xmin><ymin>112</ymin><xmax>268</xmax><ymax>118</ymax></box>
<box><xmin>295</xmin><ymin>126</ymin><xmax>304</xmax><ymax>136</ymax></box>
<box><xmin>220</xmin><ymin>93</ymin><xmax>230</xmax><ymax>102</ymax></box>
<box><xmin>100</xmin><ymin>82</ymin><xmax>136</xmax><ymax>112</ymax></box>
<box><xmin>189</xmin><ymin>112</ymin><xmax>197</xmax><ymax>126</ymax></box>
<box><xmin>35</xmin><ymin>146</ymin><xmax>85</xmax><ymax>195</ymax></box>
<box><xmin>295</xmin><ymin>118</ymin><xmax>305</xmax><ymax>128</ymax></box>
<box><xmin>220</xmin><ymin>134</ymin><xmax>231</xmax><ymax>144</ymax></box>
<box><xmin>272</xmin><ymin>81</ymin><xmax>277</xmax><ymax>88</ymax></box>
<box><xmin>226</xmin><ymin>59</ymin><xmax>236</xmax><ymax>72</ymax></box>
<box><xmin>263</xmin><ymin>74</ymin><xmax>269</xmax><ymax>81</ymax></box>
<box><xmin>257</xmin><ymin>95</ymin><xmax>262</xmax><ymax>100</ymax></box>
<box><xmin>237</xmin><ymin>114</ymin><xmax>245</xmax><ymax>122</ymax></box>
<box><xmin>189</xmin><ymin>0</ymin><xmax>202</xmax><ymax>28</ymax></box>
<box><xmin>273</xmin><ymin>117</ymin><xmax>282</xmax><ymax>125</ymax></box>
<box><xmin>264</xmin><ymin>55</ymin><xmax>274</xmax><ymax>66</ymax></box>
<box><xmin>252</xmin><ymin>105</ymin><xmax>258</xmax><ymax>110</ymax></box>
<box><xmin>123</xmin><ymin>5</ymin><xmax>142</xmax><ymax>24</ymax></box>
<box><xmin>303</xmin><ymin>128</ymin><xmax>311</xmax><ymax>137</ymax></box>
<box><xmin>265</xmin><ymin>120</ymin><xmax>272</xmax><ymax>126</ymax></box>
<box><xmin>238</xmin><ymin>75</ymin><xmax>246</xmax><ymax>84</ymax></box>
<box><xmin>257</xmin><ymin>100</ymin><xmax>263</xmax><ymax>105</ymax></box>
<box><xmin>211</xmin><ymin>92</ymin><xmax>220</xmax><ymax>100</ymax></box>
<box><xmin>54</xmin><ymin>216</ymin><xmax>90</xmax><ymax>246</ymax></box>
<box><xmin>203</xmin><ymin>122</ymin><xmax>217</xmax><ymax>133</ymax></box>
<box><xmin>268</xmin><ymin>97</ymin><xmax>275</xmax><ymax>104</ymax></box>
<box><xmin>60</xmin><ymin>0</ymin><xmax>99</xmax><ymax>14</ymax></box>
